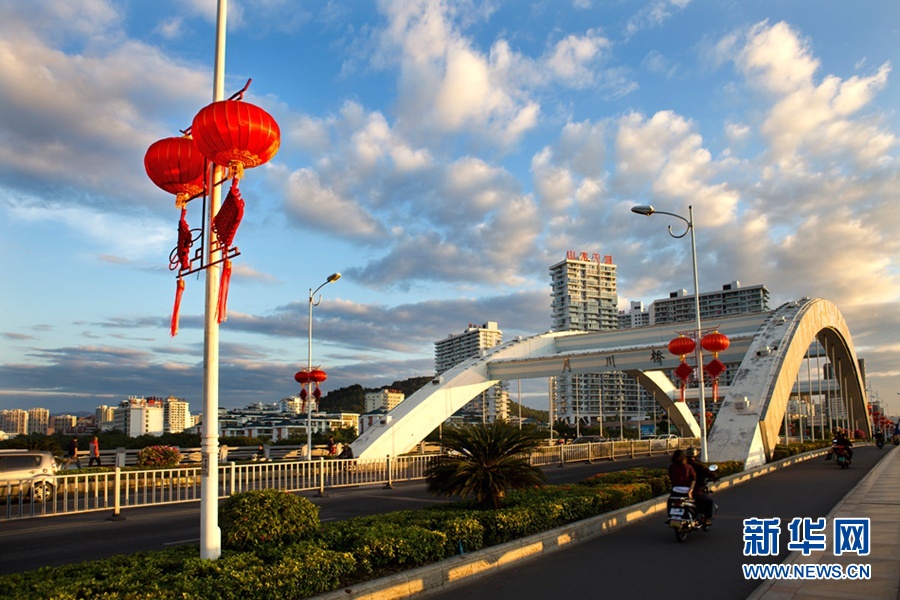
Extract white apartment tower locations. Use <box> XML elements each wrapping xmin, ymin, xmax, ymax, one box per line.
<box><xmin>164</xmin><ymin>396</ymin><xmax>192</xmax><ymax>434</ymax></box>
<box><xmin>27</xmin><ymin>408</ymin><xmax>50</xmax><ymax>435</ymax></box>
<box><xmin>0</xmin><ymin>409</ymin><xmax>28</xmax><ymax>435</ymax></box>
<box><xmin>434</xmin><ymin>322</ymin><xmax>508</xmax><ymax>422</ymax></box>
<box><xmin>549</xmin><ymin>252</ymin><xmax>649</xmax><ymax>428</ymax></box>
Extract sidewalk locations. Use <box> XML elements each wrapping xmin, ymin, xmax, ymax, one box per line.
<box><xmin>749</xmin><ymin>445</ymin><xmax>900</xmax><ymax>600</ymax></box>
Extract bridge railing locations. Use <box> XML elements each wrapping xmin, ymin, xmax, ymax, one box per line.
<box><xmin>0</xmin><ymin>439</ymin><xmax>695</xmax><ymax>521</ymax></box>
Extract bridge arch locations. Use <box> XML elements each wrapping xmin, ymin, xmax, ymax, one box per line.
<box><xmin>709</xmin><ymin>298</ymin><xmax>868</xmax><ymax>467</ymax></box>
<box><xmin>350</xmin><ymin>298</ymin><xmax>868</xmax><ymax>470</ymax></box>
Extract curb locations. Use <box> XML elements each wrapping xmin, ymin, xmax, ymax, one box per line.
<box><xmin>310</xmin><ymin>447</ymin><xmax>834</xmax><ymax>600</ymax></box>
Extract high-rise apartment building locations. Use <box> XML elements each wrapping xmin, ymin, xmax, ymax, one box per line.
<box><xmin>163</xmin><ymin>396</ymin><xmax>191</xmax><ymax>434</ymax></box>
<box><xmin>434</xmin><ymin>322</ymin><xmax>508</xmax><ymax>422</ymax></box>
<box><xmin>0</xmin><ymin>409</ymin><xmax>28</xmax><ymax>435</ymax></box>
<box><xmin>95</xmin><ymin>405</ymin><xmax>116</xmax><ymax>431</ymax></box>
<box><xmin>649</xmin><ymin>281</ymin><xmax>769</xmax><ymax>326</ymax></box>
<box><xmin>550</xmin><ymin>251</ymin><xmax>618</xmax><ymax>332</ymax></box>
<box><xmin>52</xmin><ymin>414</ymin><xmax>77</xmax><ymax>434</ymax></box>
<box><xmin>27</xmin><ymin>408</ymin><xmax>50</xmax><ymax>435</ymax></box>
<box><xmin>549</xmin><ymin>252</ymin><xmax>646</xmax><ymax>428</ymax></box>
<box><xmin>113</xmin><ymin>397</ymin><xmax>165</xmax><ymax>437</ymax></box>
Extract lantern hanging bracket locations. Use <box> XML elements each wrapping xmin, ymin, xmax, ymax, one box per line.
<box><xmin>227</xmin><ymin>78</ymin><xmax>252</xmax><ymax>101</ymax></box>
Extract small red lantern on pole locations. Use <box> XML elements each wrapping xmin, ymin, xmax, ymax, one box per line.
<box><xmin>668</xmin><ymin>335</ymin><xmax>696</xmax><ymax>403</ymax></box>
<box><xmin>701</xmin><ymin>330</ymin><xmax>730</xmax><ymax>402</ymax></box>
<box><xmin>144</xmin><ymin>135</ymin><xmax>208</xmax><ymax>337</ymax></box>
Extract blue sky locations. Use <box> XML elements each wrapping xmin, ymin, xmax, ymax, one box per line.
<box><xmin>1</xmin><ymin>0</ymin><xmax>898</xmax><ymax>416</ymax></box>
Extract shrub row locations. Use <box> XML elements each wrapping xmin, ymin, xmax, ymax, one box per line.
<box><xmin>0</xmin><ymin>464</ymin><xmax>745</xmax><ymax>599</ymax></box>
<box><xmin>770</xmin><ymin>440</ymin><xmax>832</xmax><ymax>461</ymax></box>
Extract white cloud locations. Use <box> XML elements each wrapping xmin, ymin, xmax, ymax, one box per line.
<box><xmin>624</xmin><ymin>0</ymin><xmax>692</xmax><ymax>38</ymax></box>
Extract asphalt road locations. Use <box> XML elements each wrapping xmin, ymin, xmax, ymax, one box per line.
<box><xmin>0</xmin><ymin>455</ymin><xmax>672</xmax><ymax>575</ymax></box>
<box><xmin>425</xmin><ymin>446</ymin><xmax>886</xmax><ymax>600</ymax></box>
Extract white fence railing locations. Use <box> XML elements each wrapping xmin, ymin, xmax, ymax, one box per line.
<box><xmin>1</xmin><ymin>439</ymin><xmax>694</xmax><ymax>521</ymax></box>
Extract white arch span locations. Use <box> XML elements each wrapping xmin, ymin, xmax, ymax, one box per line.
<box><xmin>350</xmin><ymin>298</ymin><xmax>868</xmax><ymax>469</ymax></box>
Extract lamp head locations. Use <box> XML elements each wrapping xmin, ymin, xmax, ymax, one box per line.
<box><xmin>327</xmin><ymin>272</ymin><xmax>342</xmax><ymax>283</ymax></box>
<box><xmin>631</xmin><ymin>205</ymin><xmax>655</xmax><ymax>216</ymax></box>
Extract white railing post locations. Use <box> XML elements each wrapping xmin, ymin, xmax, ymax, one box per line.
<box><xmin>317</xmin><ymin>457</ymin><xmax>326</xmax><ymax>497</ymax></box>
<box><xmin>384</xmin><ymin>456</ymin><xmax>393</xmax><ymax>489</ymax></box>
<box><xmin>106</xmin><ymin>467</ymin><xmax>125</xmax><ymax>521</ymax></box>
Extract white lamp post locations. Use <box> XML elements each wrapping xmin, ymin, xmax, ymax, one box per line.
<box><xmin>305</xmin><ymin>272</ymin><xmax>341</xmax><ymax>461</ymax></box>
<box><xmin>631</xmin><ymin>204</ymin><xmax>709</xmax><ymax>461</ymax></box>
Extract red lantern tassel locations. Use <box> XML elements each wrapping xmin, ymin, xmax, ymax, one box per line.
<box><xmin>679</xmin><ymin>381</ymin><xmax>686</xmax><ymax>403</ymax></box>
<box><xmin>711</xmin><ymin>379</ymin><xmax>719</xmax><ymax>403</ymax></box>
<box><xmin>171</xmin><ymin>278</ymin><xmax>185</xmax><ymax>337</ymax></box>
<box><xmin>217</xmin><ymin>258</ymin><xmax>232</xmax><ymax>323</ymax></box>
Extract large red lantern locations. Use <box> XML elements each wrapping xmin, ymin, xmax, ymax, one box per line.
<box><xmin>190</xmin><ymin>99</ymin><xmax>281</xmax><ymax>324</ymax></box>
<box><xmin>294</xmin><ymin>370</ymin><xmax>311</xmax><ymax>385</ymax></box>
<box><xmin>668</xmin><ymin>335</ymin><xmax>696</xmax><ymax>359</ymax></box>
<box><xmin>144</xmin><ymin>135</ymin><xmax>207</xmax><ymax>337</ymax></box>
<box><xmin>143</xmin><ymin>136</ymin><xmax>206</xmax><ymax>207</ymax></box>
<box><xmin>701</xmin><ymin>331</ymin><xmax>730</xmax><ymax>355</ymax></box>
<box><xmin>191</xmin><ymin>100</ymin><xmax>281</xmax><ymax>180</ymax></box>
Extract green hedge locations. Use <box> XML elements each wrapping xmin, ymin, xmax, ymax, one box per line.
<box><xmin>0</xmin><ymin>465</ymin><xmax>745</xmax><ymax>598</ymax></box>
<box><xmin>770</xmin><ymin>440</ymin><xmax>832</xmax><ymax>461</ymax></box>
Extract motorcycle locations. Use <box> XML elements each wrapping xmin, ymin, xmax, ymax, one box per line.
<box><xmin>876</xmin><ymin>438</ymin><xmax>885</xmax><ymax>450</ymax></box>
<box><xmin>666</xmin><ymin>464</ymin><xmax>718</xmax><ymax>543</ymax></box>
<box><xmin>832</xmin><ymin>443</ymin><xmax>852</xmax><ymax>469</ymax></box>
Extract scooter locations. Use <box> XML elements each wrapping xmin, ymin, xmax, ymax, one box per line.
<box><xmin>833</xmin><ymin>444</ymin><xmax>851</xmax><ymax>469</ymax></box>
<box><xmin>666</xmin><ymin>465</ymin><xmax>718</xmax><ymax>543</ymax></box>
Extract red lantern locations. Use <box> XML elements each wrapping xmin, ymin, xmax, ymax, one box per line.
<box><xmin>191</xmin><ymin>100</ymin><xmax>281</xmax><ymax>180</ymax></box>
<box><xmin>705</xmin><ymin>358</ymin><xmax>727</xmax><ymax>402</ymax></box>
<box><xmin>701</xmin><ymin>331</ymin><xmax>730</xmax><ymax>356</ymax></box>
<box><xmin>674</xmin><ymin>361</ymin><xmax>694</xmax><ymax>403</ymax></box>
<box><xmin>308</xmin><ymin>369</ymin><xmax>327</xmax><ymax>383</ymax></box>
<box><xmin>668</xmin><ymin>335</ymin><xmax>696</xmax><ymax>358</ymax></box>
<box><xmin>144</xmin><ymin>136</ymin><xmax>206</xmax><ymax>208</ymax></box>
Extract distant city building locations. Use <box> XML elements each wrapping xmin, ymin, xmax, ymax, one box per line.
<box><xmin>364</xmin><ymin>389</ymin><xmax>405</xmax><ymax>413</ymax></box>
<box><xmin>617</xmin><ymin>300</ymin><xmax>651</xmax><ymax>329</ymax></box>
<box><xmin>95</xmin><ymin>405</ymin><xmax>116</xmax><ymax>431</ymax></box>
<box><xmin>113</xmin><ymin>397</ymin><xmax>165</xmax><ymax>437</ymax></box>
<box><xmin>649</xmin><ymin>281</ymin><xmax>770</xmax><ymax>326</ymax></box>
<box><xmin>549</xmin><ymin>251</ymin><xmax>643</xmax><ymax>428</ymax></box>
<box><xmin>26</xmin><ymin>408</ymin><xmax>49</xmax><ymax>435</ymax></box>
<box><xmin>52</xmin><ymin>414</ymin><xmax>77</xmax><ymax>435</ymax></box>
<box><xmin>0</xmin><ymin>409</ymin><xmax>28</xmax><ymax>435</ymax></box>
<box><xmin>163</xmin><ymin>396</ymin><xmax>191</xmax><ymax>433</ymax></box>
<box><xmin>279</xmin><ymin>396</ymin><xmax>303</xmax><ymax>415</ymax></box>
<box><xmin>435</xmin><ymin>321</ymin><xmax>508</xmax><ymax>422</ymax></box>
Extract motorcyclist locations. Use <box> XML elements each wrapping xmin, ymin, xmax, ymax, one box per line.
<box><xmin>832</xmin><ymin>431</ymin><xmax>854</xmax><ymax>461</ymax></box>
<box><xmin>668</xmin><ymin>448</ymin><xmax>697</xmax><ymax>515</ymax></box>
<box><xmin>875</xmin><ymin>431</ymin><xmax>885</xmax><ymax>448</ymax></box>
<box><xmin>685</xmin><ymin>447</ymin><xmax>716</xmax><ymax>524</ymax></box>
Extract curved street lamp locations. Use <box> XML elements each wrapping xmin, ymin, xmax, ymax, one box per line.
<box><xmin>631</xmin><ymin>204</ymin><xmax>708</xmax><ymax>461</ymax></box>
<box><xmin>306</xmin><ymin>272</ymin><xmax>341</xmax><ymax>461</ymax></box>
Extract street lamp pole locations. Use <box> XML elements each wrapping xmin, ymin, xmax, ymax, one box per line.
<box><xmin>200</xmin><ymin>0</ymin><xmax>228</xmax><ymax>561</ymax></box>
<box><xmin>306</xmin><ymin>273</ymin><xmax>341</xmax><ymax>461</ymax></box>
<box><xmin>631</xmin><ymin>204</ymin><xmax>708</xmax><ymax>461</ymax></box>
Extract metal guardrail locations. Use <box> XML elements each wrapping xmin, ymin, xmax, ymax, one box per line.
<box><xmin>0</xmin><ymin>439</ymin><xmax>694</xmax><ymax>521</ymax></box>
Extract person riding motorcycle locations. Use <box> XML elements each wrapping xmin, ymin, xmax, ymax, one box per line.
<box><xmin>875</xmin><ymin>431</ymin><xmax>885</xmax><ymax>448</ymax></box>
<box><xmin>685</xmin><ymin>447</ymin><xmax>717</xmax><ymax>525</ymax></box>
<box><xmin>668</xmin><ymin>449</ymin><xmax>696</xmax><ymax>498</ymax></box>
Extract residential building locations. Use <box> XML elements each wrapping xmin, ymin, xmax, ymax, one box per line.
<box><xmin>27</xmin><ymin>408</ymin><xmax>49</xmax><ymax>435</ymax></box>
<box><xmin>549</xmin><ymin>251</ymin><xmax>647</xmax><ymax>427</ymax></box>
<box><xmin>113</xmin><ymin>397</ymin><xmax>165</xmax><ymax>437</ymax></box>
<box><xmin>434</xmin><ymin>322</ymin><xmax>508</xmax><ymax>422</ymax></box>
<box><xmin>618</xmin><ymin>301</ymin><xmax>650</xmax><ymax>329</ymax></box>
<box><xmin>649</xmin><ymin>281</ymin><xmax>770</xmax><ymax>326</ymax></box>
<box><xmin>0</xmin><ymin>409</ymin><xmax>28</xmax><ymax>435</ymax></box>
<box><xmin>164</xmin><ymin>396</ymin><xmax>191</xmax><ymax>433</ymax></box>
<box><xmin>364</xmin><ymin>389</ymin><xmax>405</xmax><ymax>413</ymax></box>
<box><xmin>52</xmin><ymin>414</ymin><xmax>77</xmax><ymax>435</ymax></box>
<box><xmin>95</xmin><ymin>405</ymin><xmax>116</xmax><ymax>431</ymax></box>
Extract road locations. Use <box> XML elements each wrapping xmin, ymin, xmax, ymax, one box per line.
<box><xmin>425</xmin><ymin>446</ymin><xmax>885</xmax><ymax>600</ymax></box>
<box><xmin>0</xmin><ymin>455</ymin><xmax>671</xmax><ymax>575</ymax></box>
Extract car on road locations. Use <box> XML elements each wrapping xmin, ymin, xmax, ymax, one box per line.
<box><xmin>0</xmin><ymin>449</ymin><xmax>57</xmax><ymax>502</ymax></box>
<box><xmin>571</xmin><ymin>435</ymin><xmax>607</xmax><ymax>444</ymax></box>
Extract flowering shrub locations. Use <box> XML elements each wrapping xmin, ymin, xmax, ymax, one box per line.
<box><xmin>136</xmin><ymin>445</ymin><xmax>182</xmax><ymax>468</ymax></box>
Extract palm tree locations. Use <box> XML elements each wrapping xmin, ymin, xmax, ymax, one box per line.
<box><xmin>425</xmin><ymin>421</ymin><xmax>546</xmax><ymax>510</ymax></box>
